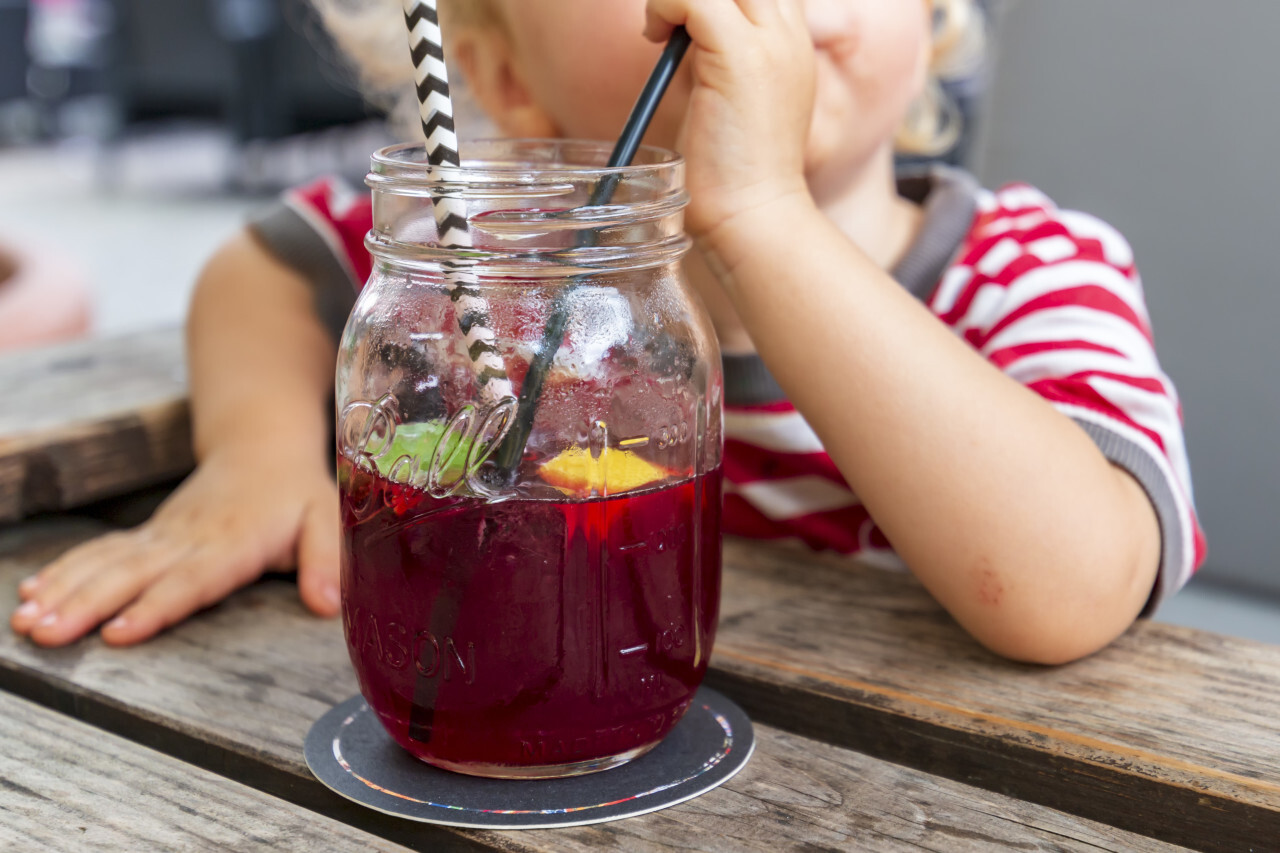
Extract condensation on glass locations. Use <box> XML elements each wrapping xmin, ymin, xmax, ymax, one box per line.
<box><xmin>336</xmin><ymin>140</ymin><xmax>724</xmax><ymax>779</ymax></box>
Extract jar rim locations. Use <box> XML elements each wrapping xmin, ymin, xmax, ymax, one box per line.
<box><xmin>369</xmin><ymin>138</ymin><xmax>684</xmax><ymax>188</ymax></box>
<box><xmin>366</xmin><ymin>138</ymin><xmax>689</xmax><ymax>274</ymax></box>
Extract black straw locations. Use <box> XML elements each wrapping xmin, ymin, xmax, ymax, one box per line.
<box><xmin>495</xmin><ymin>26</ymin><xmax>691</xmax><ymax>474</ymax></box>
<box><xmin>607</xmin><ymin>28</ymin><xmax>692</xmax><ymax>170</ymax></box>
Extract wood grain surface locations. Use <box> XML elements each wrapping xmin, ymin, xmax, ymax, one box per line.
<box><xmin>0</xmin><ymin>329</ymin><xmax>191</xmax><ymax>522</ymax></box>
<box><xmin>0</xmin><ymin>520</ymin><xmax>1189</xmax><ymax>853</ymax></box>
<box><xmin>0</xmin><ymin>690</ymin><xmax>413</xmax><ymax>853</ymax></box>
<box><xmin>3</xmin><ymin>331</ymin><xmax>1276</xmax><ymax>850</ymax></box>
<box><xmin>710</xmin><ymin>539</ymin><xmax>1280</xmax><ymax>851</ymax></box>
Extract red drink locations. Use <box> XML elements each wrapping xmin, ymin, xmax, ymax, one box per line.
<box><xmin>339</xmin><ymin>455</ymin><xmax>723</xmax><ymax>778</ymax></box>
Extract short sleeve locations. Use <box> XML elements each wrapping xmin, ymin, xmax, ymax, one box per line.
<box><xmin>246</xmin><ymin>176</ymin><xmax>374</xmax><ymax>344</ymax></box>
<box><xmin>929</xmin><ymin>185</ymin><xmax>1207</xmax><ymax>614</ymax></box>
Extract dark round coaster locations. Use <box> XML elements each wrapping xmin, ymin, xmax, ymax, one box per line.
<box><xmin>305</xmin><ymin>687</ymin><xmax>754</xmax><ymax>829</ymax></box>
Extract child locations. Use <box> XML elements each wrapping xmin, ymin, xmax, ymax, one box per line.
<box><xmin>12</xmin><ymin>0</ymin><xmax>1204</xmax><ymax>665</ymax></box>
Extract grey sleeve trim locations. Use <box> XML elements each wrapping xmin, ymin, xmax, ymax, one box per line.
<box><xmin>246</xmin><ymin>202</ymin><xmax>360</xmax><ymax>346</ymax></box>
<box><xmin>1072</xmin><ymin>417</ymin><xmax>1186</xmax><ymax>618</ymax></box>
<box><xmin>892</xmin><ymin>165</ymin><xmax>980</xmax><ymax>301</ymax></box>
<box><xmin>723</xmin><ymin>353</ymin><xmax>788</xmax><ymax>407</ymax></box>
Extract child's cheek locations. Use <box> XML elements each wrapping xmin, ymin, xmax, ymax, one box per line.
<box><xmin>509</xmin><ymin>0</ymin><xmax>660</xmax><ymax>141</ymax></box>
<box><xmin>547</xmin><ymin>47</ymin><xmax>665</xmax><ymax>141</ymax></box>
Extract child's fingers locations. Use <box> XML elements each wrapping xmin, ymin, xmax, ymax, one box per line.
<box><xmin>296</xmin><ymin>483</ymin><xmax>341</xmax><ymax>618</ymax></box>
<box><xmin>100</xmin><ymin>547</ymin><xmax>265</xmax><ymax>646</ymax></box>
<box><xmin>644</xmin><ymin>0</ymin><xmax>750</xmax><ymax>48</ymax></box>
<box><xmin>646</xmin><ymin>0</ymin><xmax>790</xmax><ymax>33</ymax></box>
<box><xmin>11</xmin><ymin>451</ymin><xmax>333</xmax><ymax>647</ymax></box>
<box><xmin>17</xmin><ymin>573</ymin><xmax>43</xmax><ymax>600</ymax></box>
<box><xmin>10</xmin><ymin>531</ymin><xmax>156</xmax><ymax>636</ymax></box>
<box><xmin>642</xmin><ymin>8</ymin><xmax>676</xmax><ymax>43</ymax></box>
<box><xmin>25</xmin><ymin>557</ymin><xmax>166</xmax><ymax>647</ymax></box>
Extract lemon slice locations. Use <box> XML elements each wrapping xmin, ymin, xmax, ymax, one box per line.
<box><xmin>540</xmin><ymin>446</ymin><xmax>671</xmax><ymax>496</ymax></box>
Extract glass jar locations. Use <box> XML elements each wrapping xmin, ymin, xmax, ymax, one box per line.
<box><xmin>336</xmin><ymin>139</ymin><xmax>724</xmax><ymax>779</ymax></box>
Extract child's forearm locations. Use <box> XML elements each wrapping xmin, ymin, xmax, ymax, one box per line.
<box><xmin>704</xmin><ymin>195</ymin><xmax>1161</xmax><ymax>665</ymax></box>
<box><xmin>186</xmin><ymin>231</ymin><xmax>338</xmax><ymax>469</ymax></box>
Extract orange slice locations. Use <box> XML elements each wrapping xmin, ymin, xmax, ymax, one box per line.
<box><xmin>539</xmin><ymin>447</ymin><xmax>671</xmax><ymax>496</ymax></box>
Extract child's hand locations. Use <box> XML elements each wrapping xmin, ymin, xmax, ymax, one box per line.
<box><xmin>644</xmin><ymin>0</ymin><xmax>816</xmax><ymax>240</ymax></box>
<box><xmin>10</xmin><ymin>446</ymin><xmax>339</xmax><ymax>647</ymax></box>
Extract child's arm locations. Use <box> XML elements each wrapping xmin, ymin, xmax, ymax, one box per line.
<box><xmin>648</xmin><ymin>0</ymin><xmax>1162</xmax><ymax>664</ymax></box>
<box><xmin>10</xmin><ymin>231</ymin><xmax>340</xmax><ymax>647</ymax></box>
<box><xmin>712</xmin><ymin>203</ymin><xmax>1161</xmax><ymax>665</ymax></box>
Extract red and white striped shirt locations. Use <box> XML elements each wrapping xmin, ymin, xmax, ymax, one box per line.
<box><xmin>720</xmin><ymin>170</ymin><xmax>1204</xmax><ymax>612</ymax></box>
<box><xmin>251</xmin><ymin>167</ymin><xmax>1205</xmax><ymax>612</ymax></box>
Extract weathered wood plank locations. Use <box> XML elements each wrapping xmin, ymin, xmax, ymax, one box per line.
<box><xmin>0</xmin><ymin>328</ymin><xmax>191</xmax><ymax>522</ymax></box>
<box><xmin>0</xmin><ymin>519</ymin><xmax>1187</xmax><ymax>853</ymax></box>
<box><xmin>710</xmin><ymin>539</ymin><xmax>1280</xmax><ymax>852</ymax></box>
<box><xmin>5</xmin><ymin>331</ymin><xmax>1277</xmax><ymax>849</ymax></box>
<box><xmin>0</xmin><ymin>691</ymin><xmax>413</xmax><ymax>853</ymax></box>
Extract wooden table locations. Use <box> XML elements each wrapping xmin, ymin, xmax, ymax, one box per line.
<box><xmin>2</xmin><ymin>330</ymin><xmax>1277</xmax><ymax>852</ymax></box>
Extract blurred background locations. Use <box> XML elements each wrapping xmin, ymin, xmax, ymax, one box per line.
<box><xmin>0</xmin><ymin>0</ymin><xmax>389</xmax><ymax>340</ymax></box>
<box><xmin>1</xmin><ymin>0</ymin><xmax>1277</xmax><ymax>641</ymax></box>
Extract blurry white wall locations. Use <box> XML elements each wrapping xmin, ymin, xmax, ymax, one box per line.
<box><xmin>971</xmin><ymin>1</ymin><xmax>1280</xmax><ymax>594</ymax></box>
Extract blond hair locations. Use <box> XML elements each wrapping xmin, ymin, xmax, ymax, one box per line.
<box><xmin>310</xmin><ymin>0</ymin><xmax>986</xmax><ymax>155</ymax></box>
<box><xmin>897</xmin><ymin>0</ymin><xmax>988</xmax><ymax>156</ymax></box>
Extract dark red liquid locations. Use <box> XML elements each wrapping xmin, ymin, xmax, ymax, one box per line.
<box><xmin>339</xmin><ymin>457</ymin><xmax>723</xmax><ymax>775</ymax></box>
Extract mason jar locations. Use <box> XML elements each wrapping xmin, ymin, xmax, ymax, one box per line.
<box><xmin>335</xmin><ymin>139</ymin><xmax>724</xmax><ymax>779</ymax></box>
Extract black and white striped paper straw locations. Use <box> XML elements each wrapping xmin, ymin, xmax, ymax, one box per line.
<box><xmin>403</xmin><ymin>0</ymin><xmax>512</xmax><ymax>404</ymax></box>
